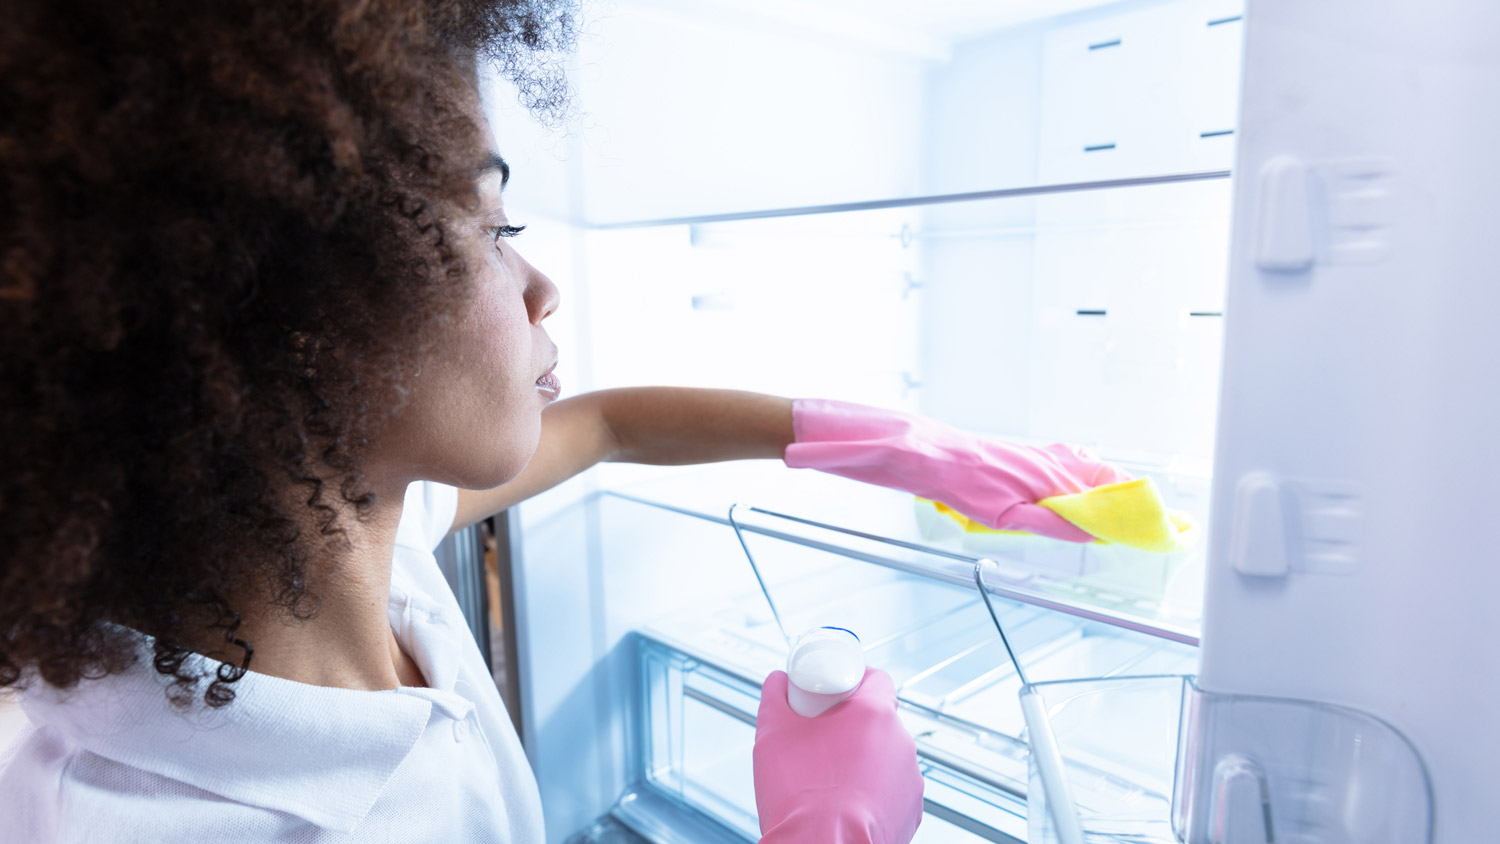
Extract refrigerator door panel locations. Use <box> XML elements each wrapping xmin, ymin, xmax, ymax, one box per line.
<box><xmin>1201</xmin><ymin>0</ymin><xmax>1499</xmax><ymax>840</ymax></box>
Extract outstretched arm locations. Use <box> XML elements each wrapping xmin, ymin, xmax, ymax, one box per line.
<box><xmin>449</xmin><ymin>387</ymin><xmax>794</xmax><ymax>533</ymax></box>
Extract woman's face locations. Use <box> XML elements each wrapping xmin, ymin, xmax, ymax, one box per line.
<box><xmin>375</xmin><ymin>142</ymin><xmax>561</xmax><ymax>493</ymax></box>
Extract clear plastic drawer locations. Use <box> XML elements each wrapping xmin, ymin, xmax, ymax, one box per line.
<box><xmin>619</xmin><ymin>498</ymin><xmax>1201</xmax><ymax>843</ymax></box>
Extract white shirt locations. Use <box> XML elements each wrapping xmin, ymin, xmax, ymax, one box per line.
<box><xmin>0</xmin><ymin>482</ymin><xmax>544</xmax><ymax>843</ymax></box>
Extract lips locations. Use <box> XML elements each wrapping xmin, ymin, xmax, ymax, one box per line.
<box><xmin>536</xmin><ymin>368</ymin><xmax>561</xmax><ymax>399</ymax></box>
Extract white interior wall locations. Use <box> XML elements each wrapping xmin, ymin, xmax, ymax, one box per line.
<box><xmin>919</xmin><ymin>0</ymin><xmax>1242</xmax><ymax>467</ymax></box>
<box><xmin>567</xmin><ymin>1</ymin><xmax>930</xmax><ymax>223</ymax></box>
<box><xmin>917</xmin><ymin>22</ymin><xmax>1048</xmax><ymax>435</ymax></box>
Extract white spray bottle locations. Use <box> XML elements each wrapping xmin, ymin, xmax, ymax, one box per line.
<box><xmin>786</xmin><ymin>626</ymin><xmax>865</xmax><ymax>718</ymax></box>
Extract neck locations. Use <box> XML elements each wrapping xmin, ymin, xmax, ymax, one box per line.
<box><xmin>225</xmin><ymin>477</ymin><xmax>419</xmax><ymax>691</ymax></box>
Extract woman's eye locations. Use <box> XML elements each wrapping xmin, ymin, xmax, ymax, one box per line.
<box><xmin>490</xmin><ymin>224</ymin><xmax>526</xmax><ymax>245</ymax></box>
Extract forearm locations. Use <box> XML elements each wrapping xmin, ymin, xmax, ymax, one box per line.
<box><xmin>598</xmin><ymin>387</ymin><xmax>794</xmax><ymax>465</ymax></box>
<box><xmin>450</xmin><ymin>387</ymin><xmax>793</xmax><ymax>532</ymax></box>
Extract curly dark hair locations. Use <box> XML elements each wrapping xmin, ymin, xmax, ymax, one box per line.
<box><xmin>0</xmin><ymin>0</ymin><xmax>575</xmax><ymax>706</ymax></box>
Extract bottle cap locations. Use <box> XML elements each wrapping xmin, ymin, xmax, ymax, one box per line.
<box><xmin>786</xmin><ymin>627</ymin><xmax>864</xmax><ymax>717</ymax></box>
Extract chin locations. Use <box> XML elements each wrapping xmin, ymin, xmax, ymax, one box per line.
<box><xmin>449</xmin><ymin>423</ymin><xmax>542</xmax><ymax>490</ymax></box>
<box><xmin>451</xmin><ymin>450</ymin><xmax>531</xmax><ymax>490</ymax></box>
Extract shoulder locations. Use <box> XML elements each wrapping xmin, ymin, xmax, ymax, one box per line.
<box><xmin>2</xmin><ymin>726</ymin><xmax>308</xmax><ymax>844</ymax></box>
<box><xmin>0</xmin><ymin>723</ymin><xmax>65</xmax><ymax>842</ymax></box>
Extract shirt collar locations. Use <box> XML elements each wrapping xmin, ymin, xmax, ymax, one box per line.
<box><xmin>19</xmin><ymin>636</ymin><xmax>460</xmax><ymax>832</ymax></box>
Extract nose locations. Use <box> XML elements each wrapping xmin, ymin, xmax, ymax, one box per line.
<box><xmin>522</xmin><ymin>260</ymin><xmax>560</xmax><ymax>325</ymax></box>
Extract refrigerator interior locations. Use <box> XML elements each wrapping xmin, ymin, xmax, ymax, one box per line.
<box><xmin>482</xmin><ymin>0</ymin><xmax>1245</xmax><ymax>840</ymax></box>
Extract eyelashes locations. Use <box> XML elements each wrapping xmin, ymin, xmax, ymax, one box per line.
<box><xmin>490</xmin><ymin>224</ymin><xmax>526</xmax><ymax>244</ymax></box>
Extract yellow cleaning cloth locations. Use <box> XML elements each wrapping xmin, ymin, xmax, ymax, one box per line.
<box><xmin>927</xmin><ymin>477</ymin><xmax>1197</xmax><ymax>553</ymax></box>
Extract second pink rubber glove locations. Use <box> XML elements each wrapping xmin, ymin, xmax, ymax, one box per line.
<box><xmin>754</xmin><ymin>668</ymin><xmax>924</xmax><ymax>844</ymax></box>
<box><xmin>783</xmin><ymin>398</ymin><xmax>1130</xmax><ymax>543</ymax></box>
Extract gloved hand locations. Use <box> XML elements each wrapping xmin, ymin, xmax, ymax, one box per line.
<box><xmin>754</xmin><ymin>668</ymin><xmax>924</xmax><ymax>844</ymax></box>
<box><xmin>782</xmin><ymin>398</ymin><xmax>1130</xmax><ymax>543</ymax></box>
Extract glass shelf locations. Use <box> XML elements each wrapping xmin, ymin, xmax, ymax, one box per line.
<box><xmin>608</xmin><ymin>485</ymin><xmax>1202</xmax><ymax>644</ymax></box>
<box><xmin>591</xmin><ymin>170</ymin><xmax>1230</xmax><ymax>230</ymax></box>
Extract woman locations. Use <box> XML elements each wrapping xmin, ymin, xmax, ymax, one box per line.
<box><xmin>0</xmin><ymin>1</ymin><xmax>1122</xmax><ymax>841</ymax></box>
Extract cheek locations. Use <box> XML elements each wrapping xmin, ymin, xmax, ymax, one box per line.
<box><xmin>447</xmin><ymin>274</ymin><xmax>543</xmax><ymax>485</ymax></box>
<box><xmin>375</xmin><ymin>264</ymin><xmax>542</xmax><ymax>490</ymax></box>
<box><xmin>470</xmin><ymin>277</ymin><xmax>533</xmax><ymax>394</ymax></box>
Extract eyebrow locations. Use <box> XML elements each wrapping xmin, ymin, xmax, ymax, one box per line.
<box><xmin>479</xmin><ymin>153</ymin><xmax>510</xmax><ymax>190</ymax></box>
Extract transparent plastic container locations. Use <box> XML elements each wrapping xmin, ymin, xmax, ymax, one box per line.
<box><xmin>1021</xmin><ymin>675</ymin><xmax>1434</xmax><ymax>844</ymax></box>
<box><xmin>1022</xmin><ymin>676</ymin><xmax>1188</xmax><ymax>844</ymax></box>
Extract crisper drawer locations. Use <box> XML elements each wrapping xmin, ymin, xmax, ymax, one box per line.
<box><xmin>618</xmin><ymin>498</ymin><xmax>1200</xmax><ymax>843</ymax></box>
<box><xmin>637</xmin><ymin>636</ymin><xmax>1031</xmax><ymax>844</ymax></box>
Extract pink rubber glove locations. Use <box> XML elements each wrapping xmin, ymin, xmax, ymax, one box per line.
<box><xmin>783</xmin><ymin>398</ymin><xmax>1130</xmax><ymax>543</ymax></box>
<box><xmin>754</xmin><ymin>668</ymin><xmax>924</xmax><ymax>844</ymax></box>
